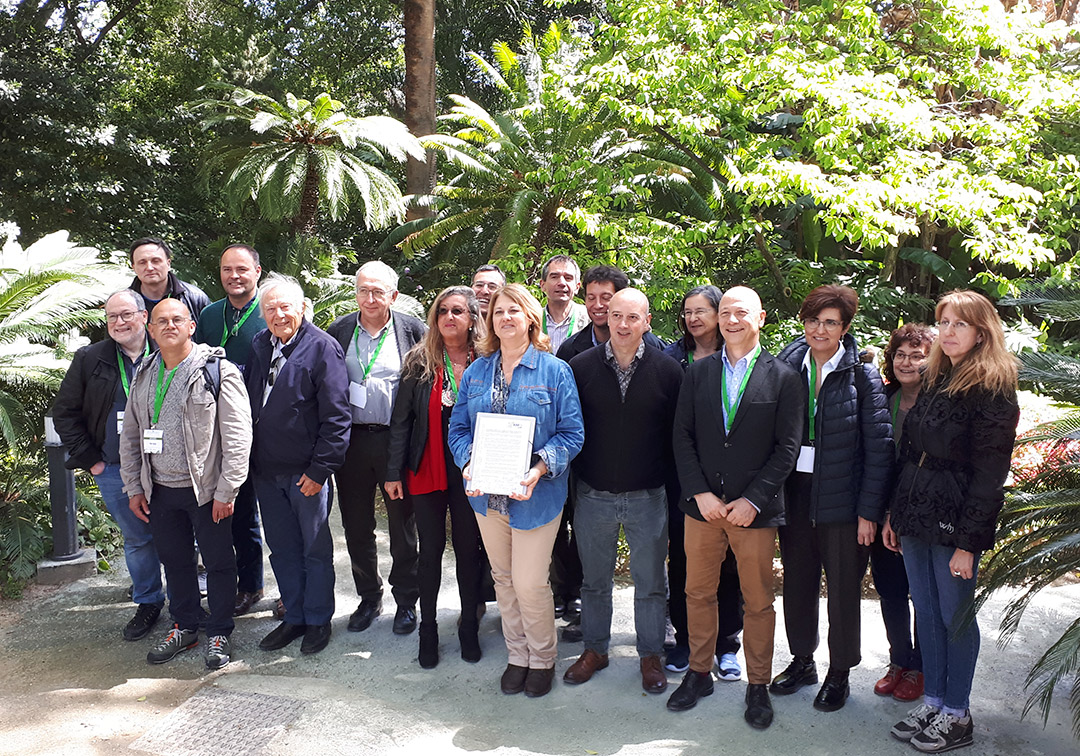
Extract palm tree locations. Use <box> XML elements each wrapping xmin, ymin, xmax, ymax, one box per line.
<box><xmin>387</xmin><ymin>22</ymin><xmax>718</xmax><ymax>274</ymax></box>
<box><xmin>976</xmin><ymin>283</ymin><xmax>1080</xmax><ymax>739</ymax></box>
<box><xmin>194</xmin><ymin>87</ymin><xmax>426</xmax><ymax>235</ymax></box>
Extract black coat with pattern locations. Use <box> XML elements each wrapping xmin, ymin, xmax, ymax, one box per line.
<box><xmin>889</xmin><ymin>378</ymin><xmax>1019</xmax><ymax>553</ymax></box>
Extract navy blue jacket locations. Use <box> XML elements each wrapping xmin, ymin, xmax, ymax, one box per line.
<box><xmin>776</xmin><ymin>334</ymin><xmax>895</xmax><ymax>525</ymax></box>
<box><xmin>246</xmin><ymin>320</ymin><xmax>352</xmax><ymax>484</ymax></box>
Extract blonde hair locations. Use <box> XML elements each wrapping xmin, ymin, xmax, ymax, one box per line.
<box><xmin>402</xmin><ymin>286</ymin><xmax>485</xmax><ymax>382</ymax></box>
<box><xmin>478</xmin><ymin>283</ymin><xmax>551</xmax><ymax>356</ymax></box>
<box><xmin>923</xmin><ymin>289</ymin><xmax>1018</xmax><ymax>397</ymax></box>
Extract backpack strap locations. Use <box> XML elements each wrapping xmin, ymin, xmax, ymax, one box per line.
<box><xmin>201</xmin><ymin>354</ymin><xmax>222</xmax><ymax>400</ymax></box>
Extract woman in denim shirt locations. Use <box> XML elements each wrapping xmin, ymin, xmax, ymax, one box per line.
<box><xmin>448</xmin><ymin>283</ymin><xmax>584</xmax><ymax>699</ymax></box>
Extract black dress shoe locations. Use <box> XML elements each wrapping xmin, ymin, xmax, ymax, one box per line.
<box><xmin>123</xmin><ymin>602</ymin><xmax>163</xmax><ymax>641</ymax></box>
<box><xmin>813</xmin><ymin>669</ymin><xmax>850</xmax><ymax>712</ymax></box>
<box><xmin>233</xmin><ymin>590</ymin><xmax>264</xmax><ymax>617</ymax></box>
<box><xmin>666</xmin><ymin>670</ymin><xmax>714</xmax><ymax>711</ymax></box>
<box><xmin>553</xmin><ymin>597</ymin><xmax>567</xmax><ymax>619</ymax></box>
<box><xmin>301</xmin><ymin>623</ymin><xmax>332</xmax><ymax>655</ymax></box>
<box><xmin>769</xmin><ymin>655</ymin><xmax>818</xmax><ymax>695</ymax></box>
<box><xmin>393</xmin><ymin>605</ymin><xmax>417</xmax><ymax>635</ymax></box>
<box><xmin>562</xmin><ymin>619</ymin><xmax>583</xmax><ymax>643</ymax></box>
<box><xmin>745</xmin><ymin>683</ymin><xmax>774</xmax><ymax>729</ymax></box>
<box><xmin>348</xmin><ymin>599</ymin><xmax>382</xmax><ymax>632</ymax></box>
<box><xmin>259</xmin><ymin>621</ymin><xmax>306</xmax><ymax>651</ymax></box>
<box><xmin>562</xmin><ymin>597</ymin><xmax>581</xmax><ymax>622</ymax></box>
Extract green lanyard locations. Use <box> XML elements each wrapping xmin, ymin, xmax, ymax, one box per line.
<box><xmin>891</xmin><ymin>392</ymin><xmax>901</xmax><ymax>426</ymax></box>
<box><xmin>116</xmin><ymin>341</ymin><xmax>150</xmax><ymax>398</ymax></box>
<box><xmin>352</xmin><ymin>320</ymin><xmax>391</xmax><ymax>383</ymax></box>
<box><xmin>808</xmin><ymin>359</ymin><xmax>818</xmax><ymax>443</ymax></box>
<box><xmin>220</xmin><ymin>296</ymin><xmax>259</xmax><ymax>347</ymax></box>
<box><xmin>152</xmin><ymin>358</ymin><xmax>180</xmax><ymax>426</ymax></box>
<box><xmin>543</xmin><ymin>308</ymin><xmax>576</xmax><ymax>335</ymax></box>
<box><xmin>443</xmin><ymin>350</ymin><xmax>459</xmax><ymax>396</ymax></box>
<box><xmin>720</xmin><ymin>346</ymin><xmax>760</xmax><ymax>432</ymax></box>
<box><xmin>687</xmin><ymin>351</ymin><xmax>694</xmax><ymax>365</ymax></box>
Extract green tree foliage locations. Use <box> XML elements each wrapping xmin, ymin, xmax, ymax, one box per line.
<box><xmin>575</xmin><ymin>0</ymin><xmax>1080</xmax><ymax>320</ymax></box>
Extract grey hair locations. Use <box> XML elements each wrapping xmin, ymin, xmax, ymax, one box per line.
<box><xmin>259</xmin><ymin>274</ymin><xmax>308</xmax><ymax>317</ymax></box>
<box><xmin>356</xmin><ymin>260</ymin><xmax>399</xmax><ymax>291</ymax></box>
<box><xmin>108</xmin><ymin>288</ymin><xmax>146</xmax><ymax>312</ymax></box>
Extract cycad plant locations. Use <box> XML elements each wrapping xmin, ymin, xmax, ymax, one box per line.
<box><xmin>977</xmin><ymin>283</ymin><xmax>1080</xmax><ymax>738</ymax></box>
<box><xmin>194</xmin><ymin>87</ymin><xmax>425</xmax><ymax>236</ymax></box>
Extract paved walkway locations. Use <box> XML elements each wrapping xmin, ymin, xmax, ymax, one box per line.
<box><xmin>1</xmin><ymin>505</ymin><xmax>1078</xmax><ymax>756</ymax></box>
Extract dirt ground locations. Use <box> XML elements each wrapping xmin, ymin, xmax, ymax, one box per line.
<box><xmin>1</xmin><ymin>504</ymin><xmax>1078</xmax><ymax>756</ymax></box>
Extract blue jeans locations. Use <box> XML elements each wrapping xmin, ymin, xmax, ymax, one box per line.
<box><xmin>94</xmin><ymin>464</ymin><xmax>165</xmax><ymax>606</ymax></box>
<box><xmin>902</xmin><ymin>536</ymin><xmax>980</xmax><ymax>710</ymax></box>
<box><xmin>575</xmin><ymin>481</ymin><xmax>668</xmax><ymax>657</ymax></box>
<box><xmin>256</xmin><ymin>473</ymin><xmax>335</xmax><ymax>626</ymax></box>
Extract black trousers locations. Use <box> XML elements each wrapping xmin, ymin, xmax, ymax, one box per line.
<box><xmin>150</xmin><ymin>484</ymin><xmax>236</xmax><ymax>637</ymax></box>
<box><xmin>230</xmin><ymin>476</ymin><xmax>264</xmax><ymax>593</ymax></box>
<box><xmin>336</xmin><ymin>426</ymin><xmax>419</xmax><ymax>606</ymax></box>
<box><xmin>412</xmin><ymin>447</ymin><xmax>483</xmax><ymax>627</ymax></box>
<box><xmin>550</xmin><ymin>473</ymin><xmax>582</xmax><ymax>602</ymax></box>
<box><xmin>778</xmin><ymin>473</ymin><xmax>869</xmax><ymax>671</ymax></box>
<box><xmin>666</xmin><ymin>482</ymin><xmax>743</xmax><ymax>653</ymax></box>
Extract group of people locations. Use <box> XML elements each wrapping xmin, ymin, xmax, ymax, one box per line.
<box><xmin>52</xmin><ymin>240</ymin><xmax>1019</xmax><ymax>753</ymax></box>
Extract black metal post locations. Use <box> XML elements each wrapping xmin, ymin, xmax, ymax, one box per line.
<box><xmin>44</xmin><ymin>415</ymin><xmax>80</xmax><ymax>561</ymax></box>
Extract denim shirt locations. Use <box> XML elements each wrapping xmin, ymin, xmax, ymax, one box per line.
<box><xmin>448</xmin><ymin>344</ymin><xmax>584</xmax><ymax>530</ymax></box>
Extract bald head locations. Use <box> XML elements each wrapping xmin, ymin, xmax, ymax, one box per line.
<box><xmin>608</xmin><ymin>288</ymin><xmax>652</xmax><ymax>360</ymax></box>
<box><xmin>148</xmin><ymin>298</ymin><xmax>195</xmax><ymax>362</ymax></box>
<box><xmin>718</xmin><ymin>285</ymin><xmax>764</xmax><ymax>360</ymax></box>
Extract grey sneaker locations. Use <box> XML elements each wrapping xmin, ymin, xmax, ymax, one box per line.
<box><xmin>206</xmin><ymin>635</ymin><xmax>232</xmax><ymax>670</ymax></box>
<box><xmin>717</xmin><ymin>652</ymin><xmax>741</xmax><ymax>681</ymax></box>
<box><xmin>911</xmin><ymin>711</ymin><xmax>974</xmax><ymax>753</ymax></box>
<box><xmin>147</xmin><ymin>625</ymin><xmax>199</xmax><ymax>664</ymax></box>
<box><xmin>891</xmin><ymin>702</ymin><xmax>942</xmax><ymax>742</ymax></box>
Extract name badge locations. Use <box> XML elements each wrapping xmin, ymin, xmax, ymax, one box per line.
<box><xmin>349</xmin><ymin>381</ymin><xmax>367</xmax><ymax>409</ymax></box>
<box><xmin>116</xmin><ymin>411</ymin><xmax>125</xmax><ymax>435</ymax></box>
<box><xmin>142</xmin><ymin>429</ymin><xmax>164</xmax><ymax>454</ymax></box>
<box><xmin>796</xmin><ymin>444</ymin><xmax>816</xmax><ymax>473</ymax></box>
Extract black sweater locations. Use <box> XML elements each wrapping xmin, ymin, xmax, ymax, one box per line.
<box><xmin>569</xmin><ymin>345</ymin><xmax>684</xmax><ymax>493</ymax></box>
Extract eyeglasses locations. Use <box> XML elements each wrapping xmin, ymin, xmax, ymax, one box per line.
<box><xmin>893</xmin><ymin>350</ymin><xmax>927</xmax><ymax>363</ymax></box>
<box><xmin>437</xmin><ymin>306</ymin><xmax>468</xmax><ymax>317</ymax></box>
<box><xmin>682</xmin><ymin>308</ymin><xmax>714</xmax><ymax>320</ymax></box>
<box><xmin>937</xmin><ymin>319</ymin><xmax>970</xmax><ymax>332</ymax></box>
<box><xmin>151</xmin><ymin>316</ymin><xmax>190</xmax><ymax>327</ymax></box>
<box><xmin>803</xmin><ymin>317</ymin><xmax>843</xmax><ymax>332</ymax></box>
<box><xmin>357</xmin><ymin>286</ymin><xmax>390</xmax><ymax>301</ymax></box>
<box><xmin>106</xmin><ymin>311</ymin><xmax>140</xmax><ymax>323</ymax></box>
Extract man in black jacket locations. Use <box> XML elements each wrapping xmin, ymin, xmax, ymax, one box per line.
<box><xmin>564</xmin><ymin>289</ymin><xmax>683</xmax><ymax>695</ymax></box>
<box><xmin>667</xmin><ymin>286</ymin><xmax>802</xmax><ymax>730</ymax></box>
<box><xmin>127</xmin><ymin>237</ymin><xmax>210</xmax><ymax>322</ymax></box>
<box><xmin>326</xmin><ymin>261</ymin><xmax>426</xmax><ymax>636</ymax></box>
<box><xmin>556</xmin><ymin>265</ymin><xmax>665</xmax><ymax>362</ymax></box>
<box><xmin>52</xmin><ymin>289</ymin><xmax>165</xmax><ymax>642</ymax></box>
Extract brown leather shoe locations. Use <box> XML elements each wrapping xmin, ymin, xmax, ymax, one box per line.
<box><xmin>233</xmin><ymin>590</ymin><xmax>264</xmax><ymax>617</ymax></box>
<box><xmin>524</xmin><ymin>667</ymin><xmax>555</xmax><ymax>698</ymax></box>
<box><xmin>274</xmin><ymin>598</ymin><xmax>286</xmax><ymax>621</ymax></box>
<box><xmin>501</xmin><ymin>663</ymin><xmax>528</xmax><ymax>695</ymax></box>
<box><xmin>641</xmin><ymin>654</ymin><xmax>668</xmax><ymax>694</ymax></box>
<box><xmin>563</xmin><ymin>648</ymin><xmax>609</xmax><ymax>685</ymax></box>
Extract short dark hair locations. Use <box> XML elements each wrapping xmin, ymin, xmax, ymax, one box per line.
<box><xmin>883</xmin><ymin>323</ymin><xmax>936</xmax><ymax>383</ymax></box>
<box><xmin>677</xmin><ymin>284</ymin><xmax>723</xmax><ymax>351</ymax></box>
<box><xmin>222</xmin><ymin>243</ymin><xmax>260</xmax><ymax>267</ymax></box>
<box><xmin>474</xmin><ymin>263</ymin><xmax>505</xmax><ymax>284</ymax></box>
<box><xmin>799</xmin><ymin>284</ymin><xmax>858</xmax><ymax>325</ymax></box>
<box><xmin>540</xmin><ymin>254</ymin><xmax>580</xmax><ymax>281</ymax></box>
<box><xmin>128</xmin><ymin>237</ymin><xmax>171</xmax><ymax>262</ymax></box>
<box><xmin>582</xmin><ymin>265</ymin><xmax>630</xmax><ymax>292</ymax></box>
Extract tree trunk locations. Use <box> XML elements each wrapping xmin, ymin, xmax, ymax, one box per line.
<box><xmin>404</xmin><ymin>0</ymin><xmax>436</xmax><ymax>222</ymax></box>
<box><xmin>293</xmin><ymin>155</ymin><xmax>320</xmax><ymax>235</ymax></box>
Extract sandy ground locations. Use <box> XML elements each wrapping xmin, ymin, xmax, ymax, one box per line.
<box><xmin>1</xmin><ymin>503</ymin><xmax>1078</xmax><ymax>756</ymax></box>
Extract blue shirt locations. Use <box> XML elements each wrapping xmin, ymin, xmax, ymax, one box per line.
<box><xmin>448</xmin><ymin>344</ymin><xmax>584</xmax><ymax>530</ymax></box>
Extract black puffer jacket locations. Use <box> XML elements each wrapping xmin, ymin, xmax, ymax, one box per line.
<box><xmin>777</xmin><ymin>334</ymin><xmax>895</xmax><ymax>525</ymax></box>
<box><xmin>889</xmin><ymin>378</ymin><xmax>1019</xmax><ymax>552</ymax></box>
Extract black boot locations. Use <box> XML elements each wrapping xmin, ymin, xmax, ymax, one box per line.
<box><xmin>459</xmin><ymin>616</ymin><xmax>481</xmax><ymax>663</ymax></box>
<box><xmin>418</xmin><ymin>622</ymin><xmax>439</xmax><ymax>669</ymax></box>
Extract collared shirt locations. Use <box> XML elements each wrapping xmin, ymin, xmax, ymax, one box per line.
<box><xmin>263</xmin><ymin>330</ymin><xmax>298</xmax><ymax>406</ymax></box>
<box><xmin>345</xmin><ymin>313</ymin><xmax>401</xmax><ymax>425</ymax></box>
<box><xmin>603</xmin><ymin>340</ymin><xmax>645</xmax><ymax>400</ymax></box>
<box><xmin>544</xmin><ymin>302</ymin><xmax>587</xmax><ymax>353</ymax></box>
<box><xmin>801</xmin><ymin>342</ymin><xmax>846</xmax><ymax>413</ymax></box>
<box><xmin>720</xmin><ymin>345</ymin><xmax>759</xmax><ymax>429</ymax></box>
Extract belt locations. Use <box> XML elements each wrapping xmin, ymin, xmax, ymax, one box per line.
<box><xmin>353</xmin><ymin>423</ymin><xmax>389</xmax><ymax>432</ymax></box>
<box><xmin>916</xmin><ymin>451</ymin><xmax>958</xmax><ymax>471</ymax></box>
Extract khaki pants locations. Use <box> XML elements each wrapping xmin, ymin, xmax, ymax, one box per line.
<box><xmin>475</xmin><ymin>510</ymin><xmax>561</xmax><ymax>669</ymax></box>
<box><xmin>684</xmin><ymin>515</ymin><xmax>777</xmax><ymax>685</ymax></box>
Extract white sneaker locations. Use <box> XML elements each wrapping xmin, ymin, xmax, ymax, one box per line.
<box><xmin>717</xmin><ymin>652</ymin><xmax>741</xmax><ymax>681</ymax></box>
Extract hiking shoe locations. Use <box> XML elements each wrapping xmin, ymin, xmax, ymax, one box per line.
<box><xmin>911</xmin><ymin>711</ymin><xmax>974</xmax><ymax>753</ymax></box>
<box><xmin>123</xmin><ymin>602</ymin><xmax>163</xmax><ymax>641</ymax></box>
<box><xmin>891</xmin><ymin>702</ymin><xmax>941</xmax><ymax>742</ymax></box>
<box><xmin>717</xmin><ymin>652</ymin><xmax>741</xmax><ymax>681</ymax></box>
<box><xmin>893</xmin><ymin>669</ymin><xmax>925</xmax><ymax>702</ymax></box>
<box><xmin>206</xmin><ymin>635</ymin><xmax>231</xmax><ymax>670</ymax></box>
<box><xmin>147</xmin><ymin>625</ymin><xmax>199</xmax><ymax>664</ymax></box>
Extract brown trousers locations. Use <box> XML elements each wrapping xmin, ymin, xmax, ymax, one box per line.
<box><xmin>684</xmin><ymin>514</ymin><xmax>777</xmax><ymax>685</ymax></box>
